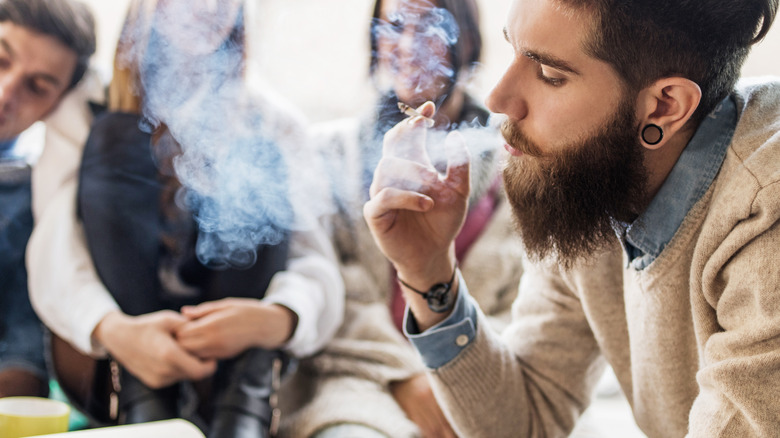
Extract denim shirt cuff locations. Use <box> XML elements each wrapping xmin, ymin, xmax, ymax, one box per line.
<box><xmin>404</xmin><ymin>271</ymin><xmax>479</xmax><ymax>369</ymax></box>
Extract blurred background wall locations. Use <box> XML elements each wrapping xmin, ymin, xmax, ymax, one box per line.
<box><xmin>84</xmin><ymin>0</ymin><xmax>780</xmax><ymax>122</ymax></box>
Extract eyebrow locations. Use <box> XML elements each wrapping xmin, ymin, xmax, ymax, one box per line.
<box><xmin>0</xmin><ymin>38</ymin><xmax>63</xmax><ymax>87</ymax></box>
<box><xmin>502</xmin><ymin>26</ymin><xmax>581</xmax><ymax>76</ymax></box>
<box><xmin>522</xmin><ymin>50</ymin><xmax>580</xmax><ymax>75</ymax></box>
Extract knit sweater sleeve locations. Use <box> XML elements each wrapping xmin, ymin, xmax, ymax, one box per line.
<box><xmin>426</xmin><ymin>259</ymin><xmax>608</xmax><ymax>438</ymax></box>
<box><xmin>684</xmin><ymin>82</ymin><xmax>780</xmax><ymax>437</ymax></box>
<box><xmin>688</xmin><ymin>181</ymin><xmax>780</xmax><ymax>437</ymax></box>
<box><xmin>305</xmin><ymin>298</ymin><xmax>425</xmax><ymax>384</ymax></box>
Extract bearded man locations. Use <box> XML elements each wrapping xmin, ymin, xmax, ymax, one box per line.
<box><xmin>363</xmin><ymin>0</ymin><xmax>780</xmax><ymax>436</ymax></box>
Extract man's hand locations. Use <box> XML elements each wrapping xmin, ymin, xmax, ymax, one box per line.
<box><xmin>363</xmin><ymin>102</ymin><xmax>470</xmax><ymax>329</ymax></box>
<box><xmin>92</xmin><ymin>310</ymin><xmax>217</xmax><ymax>388</ymax></box>
<box><xmin>176</xmin><ymin>298</ymin><xmax>297</xmax><ymax>360</ymax></box>
<box><xmin>391</xmin><ymin>374</ymin><xmax>457</xmax><ymax>438</ymax></box>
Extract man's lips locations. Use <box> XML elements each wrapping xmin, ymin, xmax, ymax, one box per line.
<box><xmin>504</xmin><ymin>143</ymin><xmax>523</xmax><ymax>157</ymax></box>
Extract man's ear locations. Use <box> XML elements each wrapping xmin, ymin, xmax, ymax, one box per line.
<box><xmin>635</xmin><ymin>77</ymin><xmax>701</xmax><ymax>150</ymax></box>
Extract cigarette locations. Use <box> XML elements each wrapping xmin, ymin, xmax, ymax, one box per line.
<box><xmin>398</xmin><ymin>102</ymin><xmax>435</xmax><ymax>128</ymax></box>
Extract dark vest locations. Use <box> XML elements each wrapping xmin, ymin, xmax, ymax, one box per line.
<box><xmin>78</xmin><ymin>112</ymin><xmax>289</xmax><ymax>315</ymax></box>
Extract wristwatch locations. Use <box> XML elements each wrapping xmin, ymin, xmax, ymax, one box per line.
<box><xmin>397</xmin><ymin>268</ymin><xmax>457</xmax><ymax>313</ymax></box>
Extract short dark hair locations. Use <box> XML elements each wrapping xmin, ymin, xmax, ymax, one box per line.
<box><xmin>562</xmin><ymin>0</ymin><xmax>778</xmax><ymax>125</ymax></box>
<box><xmin>369</xmin><ymin>0</ymin><xmax>482</xmax><ymax>83</ymax></box>
<box><xmin>0</xmin><ymin>0</ymin><xmax>96</xmax><ymax>90</ymax></box>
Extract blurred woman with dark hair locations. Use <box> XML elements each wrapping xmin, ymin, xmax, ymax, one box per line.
<box><xmin>369</xmin><ymin>0</ymin><xmax>483</xmax><ymax>133</ymax></box>
<box><xmin>26</xmin><ymin>0</ymin><xmax>343</xmax><ymax>436</ymax></box>
<box><xmin>277</xmin><ymin>0</ymin><xmax>523</xmax><ymax>437</ymax></box>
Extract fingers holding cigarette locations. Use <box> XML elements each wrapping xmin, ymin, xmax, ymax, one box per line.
<box><xmin>383</xmin><ymin>109</ymin><xmax>434</xmax><ymax>166</ymax></box>
<box><xmin>369</xmin><ymin>155</ymin><xmax>440</xmax><ymax>199</ymax></box>
<box><xmin>398</xmin><ymin>101</ymin><xmax>436</xmax><ymax>128</ymax></box>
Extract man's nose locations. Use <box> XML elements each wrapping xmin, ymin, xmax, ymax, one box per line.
<box><xmin>0</xmin><ymin>73</ymin><xmax>23</xmax><ymax>111</ymax></box>
<box><xmin>485</xmin><ymin>60</ymin><xmax>528</xmax><ymax>121</ymax></box>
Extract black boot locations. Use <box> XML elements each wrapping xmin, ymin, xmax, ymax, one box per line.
<box><xmin>117</xmin><ymin>367</ymin><xmax>179</xmax><ymax>424</ymax></box>
<box><xmin>209</xmin><ymin>348</ymin><xmax>295</xmax><ymax>438</ymax></box>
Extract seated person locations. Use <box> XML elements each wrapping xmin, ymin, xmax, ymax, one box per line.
<box><xmin>363</xmin><ymin>0</ymin><xmax>780</xmax><ymax>436</ymax></box>
<box><xmin>279</xmin><ymin>0</ymin><xmax>523</xmax><ymax>436</ymax></box>
<box><xmin>0</xmin><ymin>0</ymin><xmax>95</xmax><ymax>399</ymax></box>
<box><xmin>26</xmin><ymin>1</ymin><xmax>343</xmax><ymax>437</ymax></box>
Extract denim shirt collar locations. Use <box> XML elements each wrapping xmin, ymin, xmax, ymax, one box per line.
<box><xmin>0</xmin><ymin>137</ymin><xmax>18</xmax><ymax>159</ymax></box>
<box><xmin>617</xmin><ymin>95</ymin><xmax>737</xmax><ymax>270</ymax></box>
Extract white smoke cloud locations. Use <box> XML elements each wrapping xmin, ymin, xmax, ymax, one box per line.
<box><xmin>120</xmin><ymin>0</ymin><xmax>332</xmax><ymax>269</ymax></box>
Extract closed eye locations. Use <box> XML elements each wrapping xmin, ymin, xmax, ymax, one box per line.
<box><xmin>524</xmin><ymin>52</ymin><xmax>570</xmax><ymax>87</ymax></box>
<box><xmin>537</xmin><ymin>65</ymin><xmax>566</xmax><ymax>87</ymax></box>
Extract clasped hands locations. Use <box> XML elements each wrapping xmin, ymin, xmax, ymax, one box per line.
<box><xmin>93</xmin><ymin>298</ymin><xmax>296</xmax><ymax>388</ymax></box>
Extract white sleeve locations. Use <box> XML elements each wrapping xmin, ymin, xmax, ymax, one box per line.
<box><xmin>253</xmin><ymin>94</ymin><xmax>346</xmax><ymax>358</ymax></box>
<box><xmin>262</xmin><ymin>222</ymin><xmax>345</xmax><ymax>358</ymax></box>
<box><xmin>27</xmin><ymin>181</ymin><xmax>119</xmax><ymax>357</ymax></box>
<box><xmin>27</xmin><ymin>70</ymin><xmax>118</xmax><ymax>357</ymax></box>
<box><xmin>32</xmin><ymin>69</ymin><xmax>103</xmax><ymax>219</ymax></box>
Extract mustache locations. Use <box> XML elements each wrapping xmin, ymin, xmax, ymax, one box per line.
<box><xmin>500</xmin><ymin>120</ymin><xmax>544</xmax><ymax>158</ymax></box>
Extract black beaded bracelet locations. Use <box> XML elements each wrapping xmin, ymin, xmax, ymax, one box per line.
<box><xmin>397</xmin><ymin>267</ymin><xmax>458</xmax><ymax>313</ymax></box>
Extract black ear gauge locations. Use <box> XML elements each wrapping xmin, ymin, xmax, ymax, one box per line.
<box><xmin>641</xmin><ymin>124</ymin><xmax>664</xmax><ymax>145</ymax></box>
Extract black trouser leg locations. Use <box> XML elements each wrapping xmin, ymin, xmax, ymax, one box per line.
<box><xmin>209</xmin><ymin>348</ymin><xmax>295</xmax><ymax>438</ymax></box>
<box><xmin>118</xmin><ymin>369</ymin><xmax>179</xmax><ymax>424</ymax></box>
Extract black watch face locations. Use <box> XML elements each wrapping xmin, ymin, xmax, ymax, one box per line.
<box><xmin>425</xmin><ymin>282</ymin><xmax>454</xmax><ymax>313</ymax></box>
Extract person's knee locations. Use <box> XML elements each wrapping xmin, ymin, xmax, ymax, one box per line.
<box><xmin>0</xmin><ymin>367</ymin><xmax>48</xmax><ymax>398</ymax></box>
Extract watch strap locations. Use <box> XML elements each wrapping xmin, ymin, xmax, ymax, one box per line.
<box><xmin>397</xmin><ymin>267</ymin><xmax>457</xmax><ymax>313</ymax></box>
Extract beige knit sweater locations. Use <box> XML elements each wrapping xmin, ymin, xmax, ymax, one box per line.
<box><xmin>426</xmin><ymin>80</ymin><xmax>780</xmax><ymax>438</ymax></box>
<box><xmin>278</xmin><ymin>116</ymin><xmax>525</xmax><ymax>437</ymax></box>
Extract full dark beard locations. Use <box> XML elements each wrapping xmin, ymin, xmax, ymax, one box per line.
<box><xmin>502</xmin><ymin>99</ymin><xmax>648</xmax><ymax>269</ymax></box>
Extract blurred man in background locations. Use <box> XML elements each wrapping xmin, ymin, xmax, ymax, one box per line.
<box><xmin>0</xmin><ymin>0</ymin><xmax>95</xmax><ymax>398</ymax></box>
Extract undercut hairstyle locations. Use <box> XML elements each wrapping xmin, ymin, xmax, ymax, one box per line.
<box><xmin>369</xmin><ymin>0</ymin><xmax>483</xmax><ymax>81</ymax></box>
<box><xmin>0</xmin><ymin>0</ymin><xmax>96</xmax><ymax>90</ymax></box>
<box><xmin>561</xmin><ymin>0</ymin><xmax>778</xmax><ymax>125</ymax></box>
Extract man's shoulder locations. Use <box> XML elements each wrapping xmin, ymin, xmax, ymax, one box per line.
<box><xmin>734</xmin><ymin>76</ymin><xmax>780</xmax><ymax>130</ymax></box>
<box><xmin>704</xmin><ymin>81</ymin><xmax>780</xmax><ymax>240</ymax></box>
<box><xmin>729</xmin><ymin>77</ymin><xmax>780</xmax><ymax>187</ymax></box>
